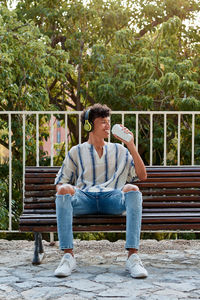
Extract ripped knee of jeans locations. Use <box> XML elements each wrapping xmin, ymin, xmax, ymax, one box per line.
<box><xmin>123</xmin><ymin>184</ymin><xmax>139</xmax><ymax>193</ymax></box>
<box><xmin>56</xmin><ymin>184</ymin><xmax>75</xmax><ymax>196</ymax></box>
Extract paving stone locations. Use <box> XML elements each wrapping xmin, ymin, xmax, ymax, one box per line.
<box><xmin>14</xmin><ymin>281</ymin><xmax>41</xmax><ymax>290</ymax></box>
<box><xmin>31</xmin><ymin>276</ymin><xmax>63</xmax><ymax>283</ymax></box>
<box><xmin>192</xmin><ymin>289</ymin><xmax>200</xmax><ymax>295</ymax></box>
<box><xmin>57</xmin><ymin>295</ymin><xmax>87</xmax><ymax>300</ymax></box>
<box><xmin>0</xmin><ymin>276</ymin><xmax>19</xmax><ymax>284</ymax></box>
<box><xmin>64</xmin><ymin>279</ymin><xmax>107</xmax><ymax>292</ymax></box>
<box><xmin>154</xmin><ymin>281</ymin><xmax>197</xmax><ymax>292</ymax></box>
<box><xmin>79</xmin><ymin>291</ymin><xmax>96</xmax><ymax>299</ymax></box>
<box><xmin>0</xmin><ymin>285</ymin><xmax>21</xmax><ymax>300</ymax></box>
<box><xmin>150</xmin><ymin>288</ymin><xmax>188</xmax><ymax>298</ymax></box>
<box><xmin>69</xmin><ymin>272</ymin><xmax>93</xmax><ymax>280</ymax></box>
<box><xmin>34</xmin><ymin>269</ymin><xmax>55</xmax><ymax>277</ymax></box>
<box><xmin>107</xmin><ymin>264</ymin><xmax>127</xmax><ymax>273</ymax></box>
<box><xmin>97</xmin><ymin>287</ymin><xmax>136</xmax><ymax>298</ymax></box>
<box><xmin>79</xmin><ymin>266</ymin><xmax>107</xmax><ymax>274</ymax></box>
<box><xmin>170</xmin><ymin>269</ymin><xmax>200</xmax><ymax>277</ymax></box>
<box><xmin>94</xmin><ymin>273</ymin><xmax>127</xmax><ymax>283</ymax></box>
<box><xmin>143</xmin><ymin>295</ymin><xmax>178</xmax><ymax>300</ymax></box>
<box><xmin>97</xmin><ymin>298</ymin><xmax>131</xmax><ymax>300</ymax></box>
<box><xmin>21</xmin><ymin>286</ymin><xmax>71</xmax><ymax>299</ymax></box>
<box><xmin>0</xmin><ymin>270</ymin><xmax>10</xmax><ymax>277</ymax></box>
<box><xmin>0</xmin><ymin>284</ymin><xmax>13</xmax><ymax>293</ymax></box>
<box><xmin>12</xmin><ymin>269</ymin><xmax>34</xmax><ymax>279</ymax></box>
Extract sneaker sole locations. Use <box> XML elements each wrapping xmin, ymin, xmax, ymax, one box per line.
<box><xmin>130</xmin><ymin>273</ymin><xmax>148</xmax><ymax>279</ymax></box>
<box><xmin>54</xmin><ymin>267</ymin><xmax>76</xmax><ymax>277</ymax></box>
<box><xmin>126</xmin><ymin>267</ymin><xmax>148</xmax><ymax>279</ymax></box>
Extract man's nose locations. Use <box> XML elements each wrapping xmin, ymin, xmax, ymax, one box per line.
<box><xmin>106</xmin><ymin>123</ymin><xmax>110</xmax><ymax>129</ymax></box>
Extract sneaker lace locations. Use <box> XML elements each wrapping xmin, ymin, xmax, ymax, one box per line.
<box><xmin>130</xmin><ymin>255</ymin><xmax>144</xmax><ymax>268</ymax></box>
<box><xmin>59</xmin><ymin>255</ymin><xmax>71</xmax><ymax>268</ymax></box>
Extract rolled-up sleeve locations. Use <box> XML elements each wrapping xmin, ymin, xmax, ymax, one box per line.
<box><xmin>126</xmin><ymin>155</ymin><xmax>138</xmax><ymax>183</ymax></box>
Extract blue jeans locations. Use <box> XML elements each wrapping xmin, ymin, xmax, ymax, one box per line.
<box><xmin>56</xmin><ymin>189</ymin><xmax>142</xmax><ymax>250</ymax></box>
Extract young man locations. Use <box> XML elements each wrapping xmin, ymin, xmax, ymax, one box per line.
<box><xmin>54</xmin><ymin>103</ymin><xmax>148</xmax><ymax>278</ymax></box>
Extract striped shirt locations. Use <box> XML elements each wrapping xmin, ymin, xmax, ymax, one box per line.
<box><xmin>55</xmin><ymin>142</ymin><xmax>138</xmax><ymax>192</ymax></box>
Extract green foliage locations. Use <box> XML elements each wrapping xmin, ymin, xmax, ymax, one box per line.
<box><xmin>179</xmin><ymin>80</ymin><xmax>195</xmax><ymax>95</ymax></box>
<box><xmin>0</xmin><ymin>6</ymin><xmax>70</xmax><ymax>112</ymax></box>
<box><xmin>74</xmin><ymin>232</ymin><xmax>126</xmax><ymax>242</ymax></box>
<box><xmin>7</xmin><ymin>0</ymin><xmax>199</xmax><ymax>115</ymax></box>
<box><xmin>160</xmin><ymin>72</ymin><xmax>180</xmax><ymax>94</ymax></box>
<box><xmin>0</xmin><ymin>179</ymin><xmax>9</xmax><ymax>230</ymax></box>
<box><xmin>162</xmin><ymin>16</ymin><xmax>181</xmax><ymax>37</ymax></box>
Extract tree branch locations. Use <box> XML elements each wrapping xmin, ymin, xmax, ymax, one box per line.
<box><xmin>51</xmin><ymin>35</ymin><xmax>67</xmax><ymax>49</ymax></box>
<box><xmin>0</xmin><ymin>139</ymin><xmax>19</xmax><ymax>158</ymax></box>
<box><xmin>76</xmin><ymin>40</ymin><xmax>84</xmax><ymax>110</ymax></box>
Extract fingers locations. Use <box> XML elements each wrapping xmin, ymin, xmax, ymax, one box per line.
<box><xmin>118</xmin><ymin>125</ymin><xmax>133</xmax><ymax>135</ymax></box>
<box><xmin>113</xmin><ymin>125</ymin><xmax>134</xmax><ymax>144</ymax></box>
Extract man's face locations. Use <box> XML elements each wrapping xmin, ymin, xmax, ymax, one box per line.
<box><xmin>92</xmin><ymin>117</ymin><xmax>110</xmax><ymax>138</ymax></box>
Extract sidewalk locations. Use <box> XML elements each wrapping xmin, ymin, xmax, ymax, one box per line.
<box><xmin>0</xmin><ymin>239</ymin><xmax>200</xmax><ymax>300</ymax></box>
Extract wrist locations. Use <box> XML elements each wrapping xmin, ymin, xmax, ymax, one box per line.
<box><xmin>127</xmin><ymin>140</ymin><xmax>136</xmax><ymax>150</ymax></box>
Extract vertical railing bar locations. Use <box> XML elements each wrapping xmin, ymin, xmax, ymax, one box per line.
<box><xmin>136</xmin><ymin>113</ymin><xmax>138</xmax><ymax>151</ymax></box>
<box><xmin>122</xmin><ymin>113</ymin><xmax>124</xmax><ymax>126</ymax></box>
<box><xmin>8</xmin><ymin>113</ymin><xmax>12</xmax><ymax>231</ymax></box>
<box><xmin>108</xmin><ymin>112</ymin><xmax>111</xmax><ymax>143</ymax></box>
<box><xmin>79</xmin><ymin>113</ymin><xmax>81</xmax><ymax>145</ymax></box>
<box><xmin>50</xmin><ymin>232</ymin><xmax>54</xmax><ymax>244</ymax></box>
<box><xmin>65</xmin><ymin>113</ymin><xmax>68</xmax><ymax>156</ymax></box>
<box><xmin>22</xmin><ymin>114</ymin><xmax>26</xmax><ymax>208</ymax></box>
<box><xmin>122</xmin><ymin>112</ymin><xmax>124</xmax><ymax>146</ymax></box>
<box><xmin>50</xmin><ymin>112</ymin><xmax>54</xmax><ymax>242</ymax></box>
<box><xmin>192</xmin><ymin>114</ymin><xmax>195</xmax><ymax>166</ymax></box>
<box><xmin>178</xmin><ymin>114</ymin><xmax>181</xmax><ymax>166</ymax></box>
<box><xmin>150</xmin><ymin>113</ymin><xmax>153</xmax><ymax>166</ymax></box>
<box><xmin>50</xmin><ymin>114</ymin><xmax>54</xmax><ymax>167</ymax></box>
<box><xmin>164</xmin><ymin>113</ymin><xmax>167</xmax><ymax>166</ymax></box>
<box><xmin>108</xmin><ymin>129</ymin><xmax>111</xmax><ymax>143</ymax></box>
<box><xmin>36</xmin><ymin>114</ymin><xmax>39</xmax><ymax>167</ymax></box>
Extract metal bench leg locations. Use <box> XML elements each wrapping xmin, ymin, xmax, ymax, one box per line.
<box><xmin>32</xmin><ymin>233</ymin><xmax>45</xmax><ymax>265</ymax></box>
<box><xmin>38</xmin><ymin>233</ymin><xmax>44</xmax><ymax>253</ymax></box>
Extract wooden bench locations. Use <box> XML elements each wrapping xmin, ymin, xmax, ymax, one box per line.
<box><xmin>19</xmin><ymin>166</ymin><xmax>200</xmax><ymax>264</ymax></box>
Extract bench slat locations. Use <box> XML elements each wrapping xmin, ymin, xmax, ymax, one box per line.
<box><xmin>24</xmin><ymin>181</ymin><xmax>200</xmax><ymax>191</ymax></box>
<box><xmin>19</xmin><ymin>223</ymin><xmax>200</xmax><ymax>232</ymax></box>
<box><xmin>25</xmin><ymin>184</ymin><xmax>56</xmax><ymax>191</ymax></box>
<box><xmin>25</xmin><ymin>177</ymin><xmax>200</xmax><ymax>185</ymax></box>
<box><xmin>137</xmin><ymin>182</ymin><xmax>200</xmax><ymax>188</ymax></box>
<box><xmin>23</xmin><ymin>201</ymin><xmax>200</xmax><ymax>210</ymax></box>
<box><xmin>145</xmin><ymin>177</ymin><xmax>200</xmax><ymax>182</ymax></box>
<box><xmin>23</xmin><ymin>195</ymin><xmax>200</xmax><ymax>203</ymax></box>
<box><xmin>142</xmin><ymin>189</ymin><xmax>200</xmax><ymax>195</ymax></box>
<box><xmin>19</xmin><ymin>215</ymin><xmax>200</xmax><ymax>225</ymax></box>
<box><xmin>25</xmin><ymin>191</ymin><xmax>56</xmax><ymax>197</ymax></box>
<box><xmin>146</xmin><ymin>167</ymin><xmax>200</xmax><ymax>171</ymax></box>
<box><xmin>147</xmin><ymin>172</ymin><xmax>200</xmax><ymax>177</ymax></box>
<box><xmin>25</xmin><ymin>178</ymin><xmax>55</xmax><ymax>183</ymax></box>
<box><xmin>25</xmin><ymin>167</ymin><xmax>59</xmax><ymax>172</ymax></box>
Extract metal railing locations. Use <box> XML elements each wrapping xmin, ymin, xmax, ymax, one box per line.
<box><xmin>0</xmin><ymin>110</ymin><xmax>199</xmax><ymax>232</ymax></box>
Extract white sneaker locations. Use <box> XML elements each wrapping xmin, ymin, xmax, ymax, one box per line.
<box><xmin>54</xmin><ymin>253</ymin><xmax>76</xmax><ymax>277</ymax></box>
<box><xmin>126</xmin><ymin>253</ymin><xmax>148</xmax><ymax>278</ymax></box>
